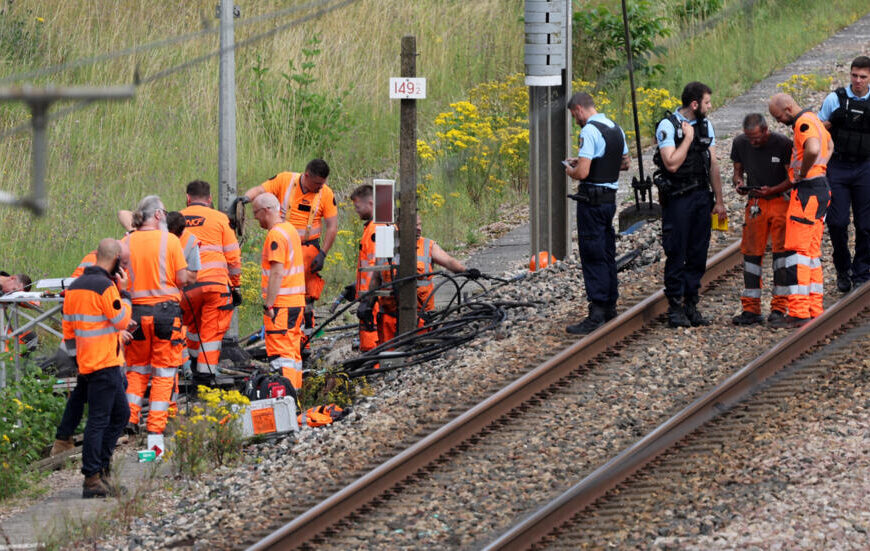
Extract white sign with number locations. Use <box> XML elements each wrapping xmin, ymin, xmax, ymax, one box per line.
<box><xmin>389</xmin><ymin>77</ymin><xmax>426</xmax><ymax>99</ymax></box>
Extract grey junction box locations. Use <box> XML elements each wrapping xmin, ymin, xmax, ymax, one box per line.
<box><xmin>524</xmin><ymin>0</ymin><xmax>567</xmax><ymax>86</ymax></box>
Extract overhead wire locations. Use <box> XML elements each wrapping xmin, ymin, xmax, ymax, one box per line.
<box><xmin>0</xmin><ymin>0</ymin><xmax>360</xmax><ymax>141</ymax></box>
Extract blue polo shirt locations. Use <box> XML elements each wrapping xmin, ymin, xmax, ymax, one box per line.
<box><xmin>655</xmin><ymin>109</ymin><xmax>716</xmax><ymax>150</ymax></box>
<box><xmin>577</xmin><ymin>113</ymin><xmax>629</xmax><ymax>189</ymax></box>
<box><xmin>818</xmin><ymin>86</ymin><xmax>870</xmax><ymax>122</ymax></box>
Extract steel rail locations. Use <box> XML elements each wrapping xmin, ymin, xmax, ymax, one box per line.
<box><xmin>482</xmin><ymin>278</ymin><xmax>870</xmax><ymax>551</ymax></box>
<box><xmin>246</xmin><ymin>240</ymin><xmax>742</xmax><ymax>551</ymax></box>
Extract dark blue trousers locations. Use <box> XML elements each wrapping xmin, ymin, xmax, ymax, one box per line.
<box><xmin>81</xmin><ymin>366</ymin><xmax>129</xmax><ymax>477</ymax></box>
<box><xmin>576</xmin><ymin>200</ymin><xmax>618</xmax><ymax>307</ymax></box>
<box><xmin>56</xmin><ymin>375</ymin><xmax>87</xmax><ymax>440</ymax></box>
<box><xmin>661</xmin><ymin>189</ymin><xmax>713</xmax><ymax>299</ymax></box>
<box><xmin>826</xmin><ymin>159</ymin><xmax>870</xmax><ymax>284</ymax></box>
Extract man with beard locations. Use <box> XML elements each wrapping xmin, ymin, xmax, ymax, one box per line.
<box><xmin>653</xmin><ymin>81</ymin><xmax>727</xmax><ymax>327</ymax></box>
<box><xmin>768</xmin><ymin>93</ymin><xmax>833</xmax><ymax>327</ymax></box>
<box><xmin>122</xmin><ymin>196</ymin><xmax>193</xmax><ymax>447</ymax></box>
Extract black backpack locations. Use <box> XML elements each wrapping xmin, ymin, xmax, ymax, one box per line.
<box><xmin>244</xmin><ymin>372</ymin><xmax>299</xmax><ymax>408</ymax></box>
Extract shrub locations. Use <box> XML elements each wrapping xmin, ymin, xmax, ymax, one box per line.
<box><xmin>777</xmin><ymin>73</ymin><xmax>834</xmax><ymax>106</ymax></box>
<box><xmin>168</xmin><ymin>386</ymin><xmax>250</xmax><ymax>476</ymax></box>
<box><xmin>251</xmin><ymin>34</ymin><xmax>352</xmax><ymax>156</ymax></box>
<box><xmin>0</xmin><ymin>357</ymin><xmax>65</xmax><ymax>499</ymax></box>
<box><xmin>573</xmin><ymin>0</ymin><xmax>670</xmax><ymax>83</ymax></box>
<box><xmin>672</xmin><ymin>0</ymin><xmax>724</xmax><ymax>23</ymax></box>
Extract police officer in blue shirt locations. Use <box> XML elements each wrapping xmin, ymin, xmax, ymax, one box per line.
<box><xmin>564</xmin><ymin>92</ymin><xmax>630</xmax><ymax>335</ymax></box>
<box><xmin>818</xmin><ymin>55</ymin><xmax>870</xmax><ymax>292</ymax></box>
<box><xmin>653</xmin><ymin>81</ymin><xmax>727</xmax><ymax>327</ymax></box>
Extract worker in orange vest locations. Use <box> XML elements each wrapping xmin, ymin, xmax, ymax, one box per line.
<box><xmin>252</xmin><ymin>193</ymin><xmax>307</xmax><ymax>389</ymax></box>
<box><xmin>179</xmin><ymin>180</ymin><xmax>243</xmax><ymax>381</ymax></box>
<box><xmin>61</xmin><ymin>238</ymin><xmax>133</xmax><ymax>498</ymax></box>
<box><xmin>243</xmin><ymin>159</ymin><xmax>338</xmax><ymax>348</ymax></box>
<box><xmin>347</xmin><ymin>184</ymin><xmax>386</xmax><ymax>352</ymax></box>
<box><xmin>768</xmin><ymin>93</ymin><xmax>833</xmax><ymax>328</ymax></box>
<box><xmin>121</xmin><ymin>196</ymin><xmax>193</xmax><ymax>442</ymax></box>
<box><xmin>369</xmin><ymin>215</ymin><xmax>479</xmax><ymax>345</ymax></box>
<box><xmin>52</xmin><ymin>240</ymin><xmax>130</xmax><ymax>456</ymax></box>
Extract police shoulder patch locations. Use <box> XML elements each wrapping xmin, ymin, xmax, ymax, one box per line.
<box><xmin>658</xmin><ymin>131</ymin><xmax>666</xmax><ymax>141</ymax></box>
<box><xmin>800</xmin><ymin>123</ymin><xmax>809</xmax><ymax>132</ymax></box>
<box><xmin>270</xmin><ymin>240</ymin><xmax>279</xmax><ymax>251</ymax></box>
<box><xmin>113</xmin><ymin>299</ymin><xmax>121</xmax><ymax>310</ymax></box>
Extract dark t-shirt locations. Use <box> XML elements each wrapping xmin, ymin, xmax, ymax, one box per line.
<box><xmin>730</xmin><ymin>131</ymin><xmax>792</xmax><ymax>187</ymax></box>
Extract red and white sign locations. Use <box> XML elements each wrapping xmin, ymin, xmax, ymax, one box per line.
<box><xmin>389</xmin><ymin>77</ymin><xmax>426</xmax><ymax>99</ymax></box>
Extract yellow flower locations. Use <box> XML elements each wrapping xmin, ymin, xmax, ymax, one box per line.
<box><xmin>2</xmin><ymin>434</ymin><xmax>9</xmax><ymax>443</ymax></box>
<box><xmin>36</xmin><ymin>17</ymin><xmax>45</xmax><ymax>23</ymax></box>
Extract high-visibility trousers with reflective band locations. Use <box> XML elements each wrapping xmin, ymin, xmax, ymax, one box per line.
<box><xmin>740</xmin><ymin>196</ymin><xmax>789</xmax><ymax>315</ymax></box>
<box><xmin>359</xmin><ymin>300</ymin><xmax>379</xmax><ymax>352</ymax></box>
<box><xmin>301</xmin><ymin>242</ymin><xmax>325</xmax><ymax>345</ymax></box>
<box><xmin>180</xmin><ymin>284</ymin><xmax>232</xmax><ymax>373</ymax></box>
<box><xmin>781</xmin><ymin>178</ymin><xmax>831</xmax><ymax>319</ymax></box>
<box><xmin>125</xmin><ymin>302</ymin><xmax>183</xmax><ymax>434</ymax></box>
<box><xmin>265</xmin><ymin>306</ymin><xmax>304</xmax><ymax>389</ymax></box>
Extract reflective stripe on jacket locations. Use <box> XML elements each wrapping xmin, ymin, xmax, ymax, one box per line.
<box><xmin>261</xmin><ymin>221</ymin><xmax>306</xmax><ymax>308</ymax></box>
<box><xmin>62</xmin><ymin>265</ymin><xmax>132</xmax><ymax>374</ymax></box>
<box><xmin>180</xmin><ymin>203</ymin><xmax>242</xmax><ymax>287</ymax></box>
<box><xmin>123</xmin><ymin>229</ymin><xmax>187</xmax><ymax>305</ymax></box>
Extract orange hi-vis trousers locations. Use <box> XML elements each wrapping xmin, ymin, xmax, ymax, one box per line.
<box><xmin>778</xmin><ymin>177</ymin><xmax>831</xmax><ymax>319</ymax></box>
<box><xmin>181</xmin><ymin>284</ymin><xmax>233</xmax><ymax>374</ymax></box>
<box><xmin>740</xmin><ymin>195</ymin><xmax>789</xmax><ymax>315</ymax></box>
<box><xmin>301</xmin><ymin>242</ymin><xmax>325</xmax><ymax>345</ymax></box>
<box><xmin>359</xmin><ymin>300</ymin><xmax>379</xmax><ymax>352</ymax></box>
<box><xmin>265</xmin><ymin>306</ymin><xmax>304</xmax><ymax>389</ymax></box>
<box><xmin>125</xmin><ymin>301</ymin><xmax>184</xmax><ymax>434</ymax></box>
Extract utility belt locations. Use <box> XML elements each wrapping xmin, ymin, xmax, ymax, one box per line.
<box><xmin>653</xmin><ymin>171</ymin><xmax>709</xmax><ymax>198</ymax></box>
<box><xmin>131</xmin><ymin>301</ymin><xmax>181</xmax><ymax>342</ymax></box>
<box><xmin>568</xmin><ymin>184</ymin><xmax>616</xmax><ymax>205</ymax></box>
<box><xmin>301</xmin><ymin>238</ymin><xmax>321</xmax><ymax>249</ymax></box>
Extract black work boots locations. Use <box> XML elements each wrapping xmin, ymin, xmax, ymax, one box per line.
<box><xmin>566</xmin><ymin>303</ymin><xmax>613</xmax><ymax>336</ymax></box>
<box><xmin>667</xmin><ymin>296</ymin><xmax>708</xmax><ymax>328</ymax></box>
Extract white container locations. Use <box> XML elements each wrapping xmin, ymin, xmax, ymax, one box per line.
<box><xmin>240</xmin><ymin>396</ymin><xmax>299</xmax><ymax>437</ymax></box>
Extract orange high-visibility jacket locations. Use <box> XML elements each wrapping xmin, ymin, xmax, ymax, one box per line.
<box><xmin>790</xmin><ymin>111</ymin><xmax>833</xmax><ymax>182</ymax></box>
<box><xmin>180</xmin><ymin>203</ymin><xmax>242</xmax><ymax>287</ymax></box>
<box><xmin>71</xmin><ymin>250</ymin><xmax>97</xmax><ymax>278</ymax></box>
<box><xmin>122</xmin><ymin>229</ymin><xmax>187</xmax><ymax>305</ymax></box>
<box><xmin>381</xmin><ymin>237</ymin><xmax>435</xmax><ymax>312</ymax></box>
<box><xmin>260</xmin><ymin>172</ymin><xmax>338</xmax><ymax>241</ymax></box>
<box><xmin>62</xmin><ymin>266</ymin><xmax>132</xmax><ymax>374</ymax></box>
<box><xmin>356</xmin><ymin>221</ymin><xmax>386</xmax><ymax>298</ymax></box>
<box><xmin>261</xmin><ymin>222</ymin><xmax>306</xmax><ymax>308</ymax></box>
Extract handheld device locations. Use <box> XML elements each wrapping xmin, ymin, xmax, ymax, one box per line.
<box><xmin>561</xmin><ymin>160</ymin><xmax>572</xmax><ymax>169</ymax></box>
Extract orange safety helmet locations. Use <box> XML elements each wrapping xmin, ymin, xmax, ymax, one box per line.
<box><xmin>529</xmin><ymin>251</ymin><xmax>556</xmax><ymax>272</ymax></box>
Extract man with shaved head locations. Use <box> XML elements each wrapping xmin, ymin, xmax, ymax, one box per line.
<box><xmin>253</xmin><ymin>193</ymin><xmax>306</xmax><ymax>389</ymax></box>
<box><xmin>768</xmin><ymin>93</ymin><xmax>833</xmax><ymax>328</ymax></box>
<box><xmin>62</xmin><ymin>237</ymin><xmax>133</xmax><ymax>497</ymax></box>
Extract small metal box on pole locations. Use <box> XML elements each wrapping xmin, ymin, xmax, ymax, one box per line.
<box><xmin>372</xmin><ymin>179</ymin><xmax>396</xmax><ymax>259</ymax></box>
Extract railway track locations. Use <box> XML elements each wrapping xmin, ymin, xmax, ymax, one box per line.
<box><xmin>245</xmin><ymin>241</ymin><xmax>749</xmax><ymax>550</ymax></box>
<box><xmin>245</xmin><ymin>241</ymin><xmax>866</xmax><ymax>550</ymax></box>
<box><xmin>484</xmin><ymin>281</ymin><xmax>869</xmax><ymax>550</ymax></box>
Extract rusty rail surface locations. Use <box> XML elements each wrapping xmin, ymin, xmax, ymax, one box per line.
<box><xmin>246</xmin><ymin>241</ymin><xmax>742</xmax><ymax>551</ymax></box>
<box><xmin>481</xmin><ymin>279</ymin><xmax>870</xmax><ymax>551</ymax></box>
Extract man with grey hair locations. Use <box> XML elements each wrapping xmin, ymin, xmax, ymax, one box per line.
<box><xmin>121</xmin><ymin>195</ymin><xmax>192</xmax><ymax>448</ymax></box>
<box><xmin>253</xmin><ymin>193</ymin><xmax>306</xmax><ymax>389</ymax></box>
<box><xmin>730</xmin><ymin>113</ymin><xmax>793</xmax><ymax>325</ymax></box>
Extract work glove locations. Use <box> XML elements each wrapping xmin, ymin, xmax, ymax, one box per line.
<box><xmin>466</xmin><ymin>268</ymin><xmax>482</xmax><ymax>280</ymax></box>
<box><xmin>356</xmin><ymin>301</ymin><xmax>374</xmax><ymax>325</ymax></box>
<box><xmin>231</xmin><ymin>287</ymin><xmax>243</xmax><ymax>307</ymax></box>
<box><xmin>310</xmin><ymin>250</ymin><xmax>327</xmax><ymax>273</ymax></box>
<box><xmin>341</xmin><ymin>284</ymin><xmax>356</xmax><ymax>301</ymax></box>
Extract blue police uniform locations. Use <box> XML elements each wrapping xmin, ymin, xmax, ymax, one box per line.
<box><xmin>573</xmin><ymin>113</ymin><xmax>628</xmax><ymax>318</ymax></box>
<box><xmin>819</xmin><ymin>86</ymin><xmax>870</xmax><ymax>288</ymax></box>
<box><xmin>654</xmin><ymin>110</ymin><xmax>716</xmax><ymax>321</ymax></box>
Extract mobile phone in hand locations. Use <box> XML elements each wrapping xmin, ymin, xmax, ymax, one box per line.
<box><xmin>561</xmin><ymin>160</ymin><xmax>572</xmax><ymax>169</ymax></box>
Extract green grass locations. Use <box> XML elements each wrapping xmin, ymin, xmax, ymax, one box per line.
<box><xmin>1</xmin><ymin>0</ymin><xmax>869</xmax><ymax>338</ymax></box>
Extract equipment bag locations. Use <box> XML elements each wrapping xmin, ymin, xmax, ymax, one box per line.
<box><xmin>297</xmin><ymin>404</ymin><xmax>350</xmax><ymax>428</ymax></box>
<box><xmin>245</xmin><ymin>372</ymin><xmax>299</xmax><ymax>407</ymax></box>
